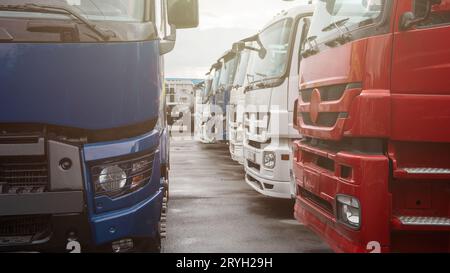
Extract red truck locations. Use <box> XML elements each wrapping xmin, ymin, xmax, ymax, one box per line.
<box><xmin>293</xmin><ymin>0</ymin><xmax>450</xmax><ymax>253</ymax></box>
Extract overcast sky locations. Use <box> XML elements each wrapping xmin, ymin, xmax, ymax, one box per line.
<box><xmin>165</xmin><ymin>0</ymin><xmax>311</xmax><ymax>79</ymax></box>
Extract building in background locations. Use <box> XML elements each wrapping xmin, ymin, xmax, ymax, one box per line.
<box><xmin>165</xmin><ymin>78</ymin><xmax>202</xmax><ymax>136</ymax></box>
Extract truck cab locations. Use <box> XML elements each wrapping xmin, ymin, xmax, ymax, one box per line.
<box><xmin>0</xmin><ymin>0</ymin><xmax>199</xmax><ymax>252</ymax></box>
<box><xmin>229</xmin><ymin>40</ymin><xmax>252</xmax><ymax>165</ymax></box>
<box><xmin>294</xmin><ymin>0</ymin><xmax>450</xmax><ymax>252</ymax></box>
<box><xmin>200</xmin><ymin>64</ymin><xmax>222</xmax><ymax>144</ymax></box>
<box><xmin>194</xmin><ymin>81</ymin><xmax>206</xmax><ymax>141</ymax></box>
<box><xmin>242</xmin><ymin>5</ymin><xmax>314</xmax><ymax>199</ymax></box>
<box><xmin>216</xmin><ymin>51</ymin><xmax>239</xmax><ymax>143</ymax></box>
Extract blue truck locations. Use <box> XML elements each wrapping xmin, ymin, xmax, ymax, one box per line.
<box><xmin>0</xmin><ymin>0</ymin><xmax>199</xmax><ymax>253</ymax></box>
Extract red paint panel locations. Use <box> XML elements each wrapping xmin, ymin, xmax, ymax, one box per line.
<box><xmin>391</xmin><ymin>94</ymin><xmax>450</xmax><ymax>142</ymax></box>
<box><xmin>300</xmin><ymin>40</ymin><xmax>367</xmax><ymax>89</ymax></box>
<box><xmin>392</xmin><ymin>27</ymin><xmax>450</xmax><ymax>95</ymax></box>
<box><xmin>293</xmin><ymin>142</ymin><xmax>391</xmax><ymax>252</ymax></box>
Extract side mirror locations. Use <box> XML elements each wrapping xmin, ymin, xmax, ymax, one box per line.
<box><xmin>326</xmin><ymin>0</ymin><xmax>337</xmax><ymax>14</ymax></box>
<box><xmin>258</xmin><ymin>48</ymin><xmax>267</xmax><ymax>59</ymax></box>
<box><xmin>400</xmin><ymin>0</ymin><xmax>442</xmax><ymax>30</ymax></box>
<box><xmin>160</xmin><ymin>24</ymin><xmax>176</xmax><ymax>55</ymax></box>
<box><xmin>233</xmin><ymin>41</ymin><xmax>267</xmax><ymax>59</ymax></box>
<box><xmin>232</xmin><ymin>41</ymin><xmax>246</xmax><ymax>53</ymax></box>
<box><xmin>167</xmin><ymin>0</ymin><xmax>199</xmax><ymax>29</ymax></box>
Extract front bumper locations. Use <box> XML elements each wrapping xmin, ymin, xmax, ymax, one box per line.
<box><xmin>292</xmin><ymin>140</ymin><xmax>391</xmax><ymax>253</ymax></box>
<box><xmin>243</xmin><ymin>141</ymin><xmax>293</xmax><ymax>199</ymax></box>
<box><xmin>90</xmin><ymin>187</ymin><xmax>163</xmax><ymax>247</ymax></box>
<box><xmin>245</xmin><ymin>172</ymin><xmax>292</xmax><ymax>199</ymax></box>
<box><xmin>0</xmin><ymin>130</ymin><xmax>164</xmax><ymax>252</ymax></box>
<box><xmin>230</xmin><ymin>143</ymin><xmax>244</xmax><ymax>165</ymax></box>
<box><xmin>0</xmin><ymin>188</ymin><xmax>162</xmax><ymax>253</ymax></box>
<box><xmin>0</xmin><ymin>213</ymin><xmax>92</xmax><ymax>253</ymax></box>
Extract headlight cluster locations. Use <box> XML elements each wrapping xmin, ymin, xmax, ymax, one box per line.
<box><xmin>91</xmin><ymin>152</ymin><xmax>155</xmax><ymax>197</ymax></box>
<box><xmin>263</xmin><ymin>151</ymin><xmax>276</xmax><ymax>169</ymax></box>
<box><xmin>336</xmin><ymin>195</ymin><xmax>361</xmax><ymax>229</ymax></box>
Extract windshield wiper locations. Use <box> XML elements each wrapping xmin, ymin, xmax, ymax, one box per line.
<box><xmin>256</xmin><ymin>72</ymin><xmax>267</xmax><ymax>78</ymax></box>
<box><xmin>0</xmin><ymin>3</ymin><xmax>115</xmax><ymax>41</ymax></box>
<box><xmin>323</xmin><ymin>17</ymin><xmax>352</xmax><ymax>48</ymax></box>
<box><xmin>302</xmin><ymin>35</ymin><xmax>319</xmax><ymax>58</ymax></box>
<box><xmin>0</xmin><ymin>27</ymin><xmax>13</xmax><ymax>41</ymax></box>
<box><xmin>322</xmin><ymin>18</ymin><xmax>350</xmax><ymax>32</ymax></box>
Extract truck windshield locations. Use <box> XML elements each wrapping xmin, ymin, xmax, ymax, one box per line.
<box><xmin>211</xmin><ymin>68</ymin><xmax>222</xmax><ymax>93</ymax></box>
<box><xmin>202</xmin><ymin>79</ymin><xmax>212</xmax><ymax>104</ymax></box>
<box><xmin>0</xmin><ymin>0</ymin><xmax>145</xmax><ymax>22</ymax></box>
<box><xmin>307</xmin><ymin>0</ymin><xmax>385</xmax><ymax>45</ymax></box>
<box><xmin>233</xmin><ymin>49</ymin><xmax>251</xmax><ymax>88</ymax></box>
<box><xmin>219</xmin><ymin>56</ymin><xmax>238</xmax><ymax>88</ymax></box>
<box><xmin>246</xmin><ymin>19</ymin><xmax>293</xmax><ymax>84</ymax></box>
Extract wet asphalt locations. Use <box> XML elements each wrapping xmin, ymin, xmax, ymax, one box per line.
<box><xmin>163</xmin><ymin>140</ymin><xmax>331</xmax><ymax>253</ymax></box>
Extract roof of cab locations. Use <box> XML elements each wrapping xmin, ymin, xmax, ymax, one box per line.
<box><xmin>217</xmin><ymin>49</ymin><xmax>237</xmax><ymax>63</ymax></box>
<box><xmin>261</xmin><ymin>4</ymin><xmax>314</xmax><ymax>31</ymax></box>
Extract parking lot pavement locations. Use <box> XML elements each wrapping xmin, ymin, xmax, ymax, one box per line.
<box><xmin>163</xmin><ymin>140</ymin><xmax>332</xmax><ymax>253</ymax></box>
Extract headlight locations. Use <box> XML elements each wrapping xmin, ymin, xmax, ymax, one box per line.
<box><xmin>336</xmin><ymin>195</ymin><xmax>361</xmax><ymax>229</ymax></box>
<box><xmin>91</xmin><ymin>152</ymin><xmax>155</xmax><ymax>197</ymax></box>
<box><xmin>263</xmin><ymin>151</ymin><xmax>276</xmax><ymax>169</ymax></box>
<box><xmin>98</xmin><ymin>166</ymin><xmax>127</xmax><ymax>192</ymax></box>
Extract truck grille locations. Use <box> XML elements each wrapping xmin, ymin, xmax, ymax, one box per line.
<box><xmin>301</xmin><ymin>83</ymin><xmax>359</xmax><ymax>103</ymax></box>
<box><xmin>0</xmin><ymin>157</ymin><xmax>49</xmax><ymax>194</ymax></box>
<box><xmin>302</xmin><ymin>112</ymin><xmax>343</xmax><ymax>127</ymax></box>
<box><xmin>299</xmin><ymin>188</ymin><xmax>333</xmax><ymax>215</ymax></box>
<box><xmin>0</xmin><ymin>215</ymin><xmax>51</xmax><ymax>237</ymax></box>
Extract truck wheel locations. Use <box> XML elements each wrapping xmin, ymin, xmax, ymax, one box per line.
<box><xmin>161</xmin><ymin>183</ymin><xmax>168</xmax><ymax>239</ymax></box>
<box><xmin>162</xmin><ymin>165</ymin><xmax>170</xmax><ymax>203</ymax></box>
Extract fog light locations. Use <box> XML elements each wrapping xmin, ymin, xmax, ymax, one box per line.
<box><xmin>337</xmin><ymin>195</ymin><xmax>361</xmax><ymax>229</ymax></box>
<box><xmin>263</xmin><ymin>151</ymin><xmax>276</xmax><ymax>169</ymax></box>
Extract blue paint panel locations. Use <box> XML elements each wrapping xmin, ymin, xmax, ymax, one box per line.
<box><xmin>83</xmin><ymin>130</ymin><xmax>159</xmax><ymax>162</ymax></box>
<box><xmin>90</xmin><ymin>187</ymin><xmax>163</xmax><ymax>245</ymax></box>
<box><xmin>0</xmin><ymin>41</ymin><xmax>161</xmax><ymax>130</ymax></box>
<box><xmin>82</xmin><ymin>131</ymin><xmax>163</xmax><ymax>245</ymax></box>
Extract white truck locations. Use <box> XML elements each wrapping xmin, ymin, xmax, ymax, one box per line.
<box><xmin>228</xmin><ymin>41</ymin><xmax>252</xmax><ymax>164</ymax></box>
<box><xmin>239</xmin><ymin>5</ymin><xmax>313</xmax><ymax>199</ymax></box>
<box><xmin>200</xmin><ymin>64</ymin><xmax>221</xmax><ymax>144</ymax></box>
<box><xmin>194</xmin><ymin>80</ymin><xmax>206</xmax><ymax>141</ymax></box>
<box><xmin>216</xmin><ymin>50</ymin><xmax>239</xmax><ymax>144</ymax></box>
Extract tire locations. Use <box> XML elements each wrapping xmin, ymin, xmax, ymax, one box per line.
<box><xmin>162</xmin><ymin>164</ymin><xmax>170</xmax><ymax>203</ymax></box>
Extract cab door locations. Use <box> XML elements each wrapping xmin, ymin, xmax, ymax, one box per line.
<box><xmin>390</xmin><ymin>0</ymin><xmax>450</xmax><ymax>142</ymax></box>
<box><xmin>288</xmin><ymin>15</ymin><xmax>311</xmax><ymax>138</ymax></box>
